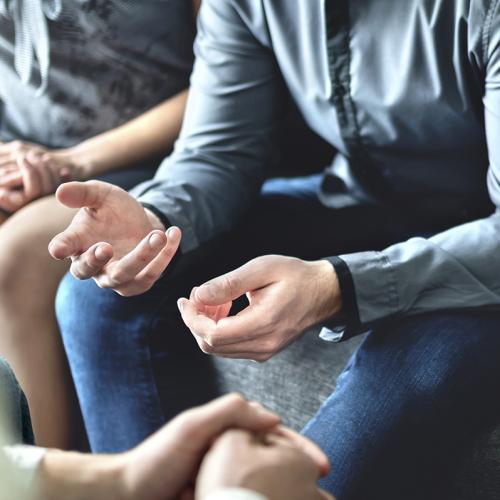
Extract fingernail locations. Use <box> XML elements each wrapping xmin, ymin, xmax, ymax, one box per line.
<box><xmin>94</xmin><ymin>245</ymin><xmax>107</xmax><ymax>261</ymax></box>
<box><xmin>177</xmin><ymin>299</ymin><xmax>185</xmax><ymax>312</ymax></box>
<box><xmin>167</xmin><ymin>227</ymin><xmax>179</xmax><ymax>239</ymax></box>
<box><xmin>149</xmin><ymin>232</ymin><xmax>164</xmax><ymax>248</ymax></box>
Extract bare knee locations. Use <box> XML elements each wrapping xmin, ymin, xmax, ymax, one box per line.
<box><xmin>0</xmin><ymin>198</ymin><xmax>72</xmax><ymax>304</ymax></box>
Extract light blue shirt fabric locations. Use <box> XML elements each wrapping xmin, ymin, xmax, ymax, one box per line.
<box><xmin>134</xmin><ymin>0</ymin><xmax>500</xmax><ymax>326</ymax></box>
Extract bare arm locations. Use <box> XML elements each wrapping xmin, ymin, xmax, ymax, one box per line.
<box><xmin>60</xmin><ymin>89</ymin><xmax>189</xmax><ymax>178</ymax></box>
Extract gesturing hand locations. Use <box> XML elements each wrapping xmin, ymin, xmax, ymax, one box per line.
<box><xmin>48</xmin><ymin>180</ymin><xmax>181</xmax><ymax>296</ymax></box>
<box><xmin>196</xmin><ymin>427</ymin><xmax>334</xmax><ymax>500</ymax></box>
<box><xmin>178</xmin><ymin>255</ymin><xmax>342</xmax><ymax>362</ymax></box>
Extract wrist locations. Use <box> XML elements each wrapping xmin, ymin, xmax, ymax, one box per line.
<box><xmin>53</xmin><ymin>145</ymin><xmax>95</xmax><ymax>180</ymax></box>
<box><xmin>38</xmin><ymin>450</ymin><xmax>129</xmax><ymax>500</ymax></box>
<box><xmin>309</xmin><ymin>259</ymin><xmax>343</xmax><ymax>322</ymax></box>
<box><xmin>144</xmin><ymin>207</ymin><xmax>167</xmax><ymax>231</ymax></box>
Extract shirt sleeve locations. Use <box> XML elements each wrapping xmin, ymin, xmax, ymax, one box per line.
<box><xmin>0</xmin><ymin>445</ymin><xmax>45</xmax><ymax>500</ymax></box>
<box><xmin>132</xmin><ymin>0</ymin><xmax>285</xmax><ymax>252</ymax></box>
<box><xmin>202</xmin><ymin>487</ymin><xmax>268</xmax><ymax>500</ymax></box>
<box><xmin>334</xmin><ymin>2</ymin><xmax>500</xmax><ymax>325</ymax></box>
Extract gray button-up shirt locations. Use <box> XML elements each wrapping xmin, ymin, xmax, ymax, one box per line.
<box><xmin>135</xmin><ymin>0</ymin><xmax>500</xmax><ymax>326</ymax></box>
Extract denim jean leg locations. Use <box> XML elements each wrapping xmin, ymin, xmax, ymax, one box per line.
<box><xmin>302</xmin><ymin>311</ymin><xmax>500</xmax><ymax>500</ymax></box>
<box><xmin>55</xmin><ymin>175</ymin><xmax>431</xmax><ymax>453</ymax></box>
<box><xmin>56</xmin><ymin>273</ymin><xmax>219</xmax><ymax>453</ymax></box>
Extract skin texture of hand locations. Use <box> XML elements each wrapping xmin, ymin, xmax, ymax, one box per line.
<box><xmin>48</xmin><ymin>180</ymin><xmax>181</xmax><ymax>296</ymax></box>
<box><xmin>196</xmin><ymin>428</ymin><xmax>334</xmax><ymax>500</ymax></box>
<box><xmin>0</xmin><ymin>140</ymin><xmax>81</xmax><ymax>212</ymax></box>
<box><xmin>119</xmin><ymin>394</ymin><xmax>292</xmax><ymax>500</ymax></box>
<box><xmin>178</xmin><ymin>255</ymin><xmax>342</xmax><ymax>361</ymax></box>
<box><xmin>38</xmin><ymin>394</ymin><xmax>289</xmax><ymax>500</ymax></box>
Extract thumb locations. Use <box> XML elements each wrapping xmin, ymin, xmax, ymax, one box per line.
<box><xmin>171</xmin><ymin>394</ymin><xmax>280</xmax><ymax>447</ymax></box>
<box><xmin>318</xmin><ymin>489</ymin><xmax>336</xmax><ymax>500</ymax></box>
<box><xmin>48</xmin><ymin>229</ymin><xmax>83</xmax><ymax>260</ymax></box>
<box><xmin>195</xmin><ymin>257</ymin><xmax>272</xmax><ymax>306</ymax></box>
<box><xmin>55</xmin><ymin>180</ymin><xmax>113</xmax><ymax>209</ymax></box>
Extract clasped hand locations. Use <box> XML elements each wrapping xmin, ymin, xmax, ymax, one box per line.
<box><xmin>0</xmin><ymin>140</ymin><xmax>77</xmax><ymax>212</ymax></box>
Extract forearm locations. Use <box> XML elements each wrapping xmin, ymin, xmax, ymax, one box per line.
<box><xmin>38</xmin><ymin>450</ymin><xmax>127</xmax><ymax>500</ymax></box>
<box><xmin>58</xmin><ymin>90</ymin><xmax>189</xmax><ymax>179</ymax></box>
<box><xmin>339</xmin><ymin>212</ymin><xmax>500</xmax><ymax>325</ymax></box>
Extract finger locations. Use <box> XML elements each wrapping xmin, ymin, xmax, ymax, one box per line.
<box><xmin>49</xmin><ymin>228</ymin><xmax>86</xmax><ymax>260</ymax></box>
<box><xmin>97</xmin><ymin>231</ymin><xmax>168</xmax><ymax>289</ymax></box>
<box><xmin>190</xmin><ymin>286</ymin><xmax>232</xmax><ymax>322</ymax></box>
<box><xmin>0</xmin><ymin>171</ymin><xmax>23</xmax><ymax>188</ymax></box>
<box><xmin>40</xmin><ymin>157</ymin><xmax>61</xmax><ymax>193</ymax></box>
<box><xmin>168</xmin><ymin>394</ymin><xmax>280</xmax><ymax>446</ymax></box>
<box><xmin>178</xmin><ymin>298</ymin><xmax>217</xmax><ymax>338</ymax></box>
<box><xmin>55</xmin><ymin>180</ymin><xmax>114</xmax><ymax>209</ymax></box>
<box><xmin>125</xmin><ymin>226</ymin><xmax>182</xmax><ymax>292</ymax></box>
<box><xmin>195</xmin><ymin>257</ymin><xmax>275</xmax><ymax>307</ymax></box>
<box><xmin>0</xmin><ymin>157</ymin><xmax>19</xmax><ymax>168</ymax></box>
<box><xmin>0</xmin><ymin>187</ymin><xmax>26</xmax><ymax>213</ymax></box>
<box><xmin>192</xmin><ymin>331</ymin><xmax>275</xmax><ymax>358</ymax></box>
<box><xmin>70</xmin><ymin>243</ymin><xmax>113</xmax><ymax>280</ymax></box>
<box><xmin>271</xmin><ymin>427</ymin><xmax>330</xmax><ymax>476</ymax></box>
<box><xmin>19</xmin><ymin>156</ymin><xmax>42</xmax><ymax>200</ymax></box>
<box><xmin>202</xmin><ymin>302</ymin><xmax>269</xmax><ymax>347</ymax></box>
<box><xmin>32</xmin><ymin>158</ymin><xmax>57</xmax><ymax>195</ymax></box>
<box><xmin>318</xmin><ymin>489</ymin><xmax>336</xmax><ymax>500</ymax></box>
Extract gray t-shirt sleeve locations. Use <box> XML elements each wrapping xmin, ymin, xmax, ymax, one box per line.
<box><xmin>133</xmin><ymin>0</ymin><xmax>286</xmax><ymax>252</ymax></box>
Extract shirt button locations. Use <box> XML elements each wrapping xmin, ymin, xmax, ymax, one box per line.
<box><xmin>319</xmin><ymin>326</ymin><xmax>345</xmax><ymax>343</ymax></box>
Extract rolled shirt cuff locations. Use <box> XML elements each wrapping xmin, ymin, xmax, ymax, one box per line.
<box><xmin>202</xmin><ymin>487</ymin><xmax>268</xmax><ymax>500</ymax></box>
<box><xmin>319</xmin><ymin>256</ymin><xmax>368</xmax><ymax>342</ymax></box>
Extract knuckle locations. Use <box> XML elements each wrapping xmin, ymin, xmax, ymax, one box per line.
<box><xmin>264</xmin><ymin>337</ymin><xmax>280</xmax><ymax>353</ymax></box>
<box><xmin>222</xmin><ymin>274</ymin><xmax>240</xmax><ymax>296</ymax></box>
<box><xmin>224</xmin><ymin>392</ymin><xmax>247</xmax><ymax>411</ymax></box>
<box><xmin>174</xmin><ymin>411</ymin><xmax>199</xmax><ymax>437</ymax></box>
<box><xmin>141</xmin><ymin>271</ymin><xmax>158</xmax><ymax>285</ymax></box>
<box><xmin>137</xmin><ymin>247</ymin><xmax>153</xmax><ymax>263</ymax></box>
<box><xmin>255</xmin><ymin>353</ymin><xmax>272</xmax><ymax>363</ymax></box>
<box><xmin>71</xmin><ymin>265</ymin><xmax>87</xmax><ymax>281</ymax></box>
<box><xmin>198</xmin><ymin>340</ymin><xmax>214</xmax><ymax>355</ymax></box>
<box><xmin>108</xmin><ymin>269</ymin><xmax>126</xmax><ymax>286</ymax></box>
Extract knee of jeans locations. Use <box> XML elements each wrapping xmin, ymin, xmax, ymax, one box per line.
<box><xmin>56</xmin><ymin>273</ymin><xmax>116</xmax><ymax>340</ymax></box>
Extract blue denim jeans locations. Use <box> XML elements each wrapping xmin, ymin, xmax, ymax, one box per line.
<box><xmin>56</xmin><ymin>175</ymin><xmax>500</xmax><ymax>498</ymax></box>
<box><xmin>303</xmin><ymin>311</ymin><xmax>500</xmax><ymax>499</ymax></box>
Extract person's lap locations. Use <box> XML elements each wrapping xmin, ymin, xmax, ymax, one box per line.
<box><xmin>55</xmin><ymin>175</ymin><xmax>500</xmax><ymax>496</ymax></box>
<box><xmin>57</xmin><ymin>174</ymin><xmax>424</xmax><ymax>450</ymax></box>
<box><xmin>303</xmin><ymin>310</ymin><xmax>500</xmax><ymax>499</ymax></box>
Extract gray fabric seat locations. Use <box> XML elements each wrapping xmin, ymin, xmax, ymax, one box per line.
<box><xmin>211</xmin><ymin>330</ymin><xmax>500</xmax><ymax>500</ymax></box>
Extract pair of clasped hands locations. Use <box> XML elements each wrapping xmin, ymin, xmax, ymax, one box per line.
<box><xmin>0</xmin><ymin>140</ymin><xmax>80</xmax><ymax>213</ymax></box>
<box><xmin>48</xmin><ymin>180</ymin><xmax>342</xmax><ymax>362</ymax></box>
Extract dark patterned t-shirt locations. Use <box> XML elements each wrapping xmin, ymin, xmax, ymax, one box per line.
<box><xmin>0</xmin><ymin>0</ymin><xmax>196</xmax><ymax>148</ymax></box>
